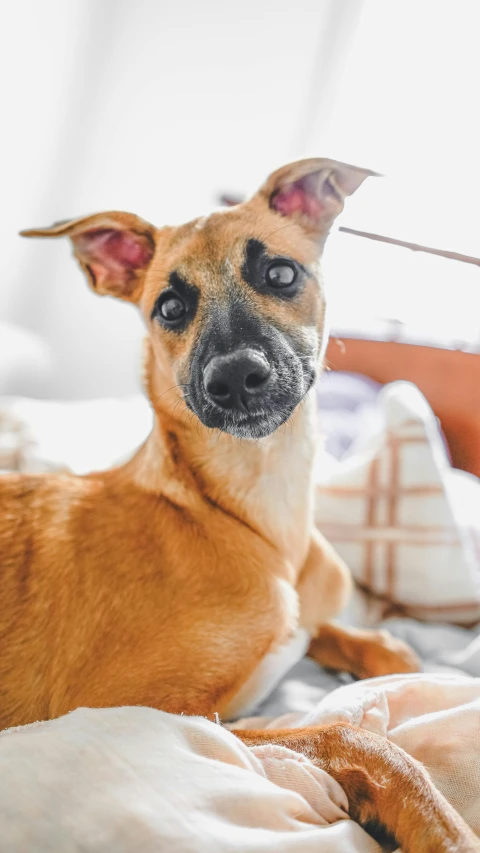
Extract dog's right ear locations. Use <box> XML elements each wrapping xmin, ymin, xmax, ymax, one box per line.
<box><xmin>21</xmin><ymin>212</ymin><xmax>156</xmax><ymax>303</ymax></box>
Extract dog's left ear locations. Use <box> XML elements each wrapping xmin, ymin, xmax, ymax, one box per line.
<box><xmin>255</xmin><ymin>158</ymin><xmax>376</xmax><ymax>243</ymax></box>
<box><xmin>21</xmin><ymin>211</ymin><xmax>156</xmax><ymax>303</ymax></box>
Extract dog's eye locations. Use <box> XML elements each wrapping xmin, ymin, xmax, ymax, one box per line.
<box><xmin>266</xmin><ymin>262</ymin><xmax>296</xmax><ymax>288</ymax></box>
<box><xmin>159</xmin><ymin>294</ymin><xmax>186</xmax><ymax>322</ymax></box>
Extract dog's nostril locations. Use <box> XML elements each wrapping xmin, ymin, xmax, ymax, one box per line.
<box><xmin>207</xmin><ymin>380</ymin><xmax>230</xmax><ymax>400</ymax></box>
<box><xmin>245</xmin><ymin>371</ymin><xmax>267</xmax><ymax>391</ymax></box>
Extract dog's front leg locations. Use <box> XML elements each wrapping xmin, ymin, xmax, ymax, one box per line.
<box><xmin>297</xmin><ymin>529</ymin><xmax>420</xmax><ymax>678</ymax></box>
<box><xmin>308</xmin><ymin>621</ymin><xmax>420</xmax><ymax>679</ymax></box>
<box><xmin>233</xmin><ymin>723</ymin><xmax>480</xmax><ymax>853</ymax></box>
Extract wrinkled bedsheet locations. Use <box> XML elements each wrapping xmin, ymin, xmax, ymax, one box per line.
<box><xmin>1</xmin><ymin>672</ymin><xmax>480</xmax><ymax>852</ymax></box>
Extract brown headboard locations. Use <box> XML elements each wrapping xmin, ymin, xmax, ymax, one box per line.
<box><xmin>326</xmin><ymin>337</ymin><xmax>480</xmax><ymax>478</ymax></box>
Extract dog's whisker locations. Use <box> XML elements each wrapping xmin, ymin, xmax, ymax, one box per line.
<box><xmin>153</xmin><ymin>383</ymin><xmax>192</xmax><ymax>404</ymax></box>
<box><xmin>206</xmin><ymin>429</ymin><xmax>223</xmax><ymax>451</ymax></box>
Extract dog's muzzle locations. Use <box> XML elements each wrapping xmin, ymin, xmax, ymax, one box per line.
<box><xmin>187</xmin><ymin>337</ymin><xmax>315</xmax><ymax>439</ymax></box>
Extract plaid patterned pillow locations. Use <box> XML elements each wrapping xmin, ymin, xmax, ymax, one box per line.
<box><xmin>315</xmin><ymin>382</ymin><xmax>480</xmax><ymax>625</ymax></box>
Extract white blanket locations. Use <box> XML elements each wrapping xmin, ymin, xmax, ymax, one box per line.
<box><xmin>1</xmin><ymin>673</ymin><xmax>479</xmax><ymax>852</ymax></box>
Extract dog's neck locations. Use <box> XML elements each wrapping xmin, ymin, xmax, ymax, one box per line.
<box><xmin>121</xmin><ymin>347</ymin><xmax>319</xmax><ymax>572</ymax></box>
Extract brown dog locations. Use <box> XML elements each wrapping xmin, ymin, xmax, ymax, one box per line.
<box><xmin>1</xmin><ymin>158</ymin><xmax>476</xmax><ymax>850</ymax></box>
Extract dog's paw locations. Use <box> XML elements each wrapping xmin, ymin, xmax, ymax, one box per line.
<box><xmin>355</xmin><ymin>630</ymin><xmax>421</xmax><ymax>679</ymax></box>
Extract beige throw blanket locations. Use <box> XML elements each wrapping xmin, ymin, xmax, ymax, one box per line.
<box><xmin>0</xmin><ymin>673</ymin><xmax>478</xmax><ymax>852</ymax></box>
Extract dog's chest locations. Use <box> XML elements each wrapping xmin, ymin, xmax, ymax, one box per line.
<box><xmin>222</xmin><ymin>626</ymin><xmax>311</xmax><ymax>720</ymax></box>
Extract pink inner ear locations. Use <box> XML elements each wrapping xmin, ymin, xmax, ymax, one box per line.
<box><xmin>78</xmin><ymin>229</ymin><xmax>154</xmax><ymax>274</ymax></box>
<box><xmin>270</xmin><ymin>173</ymin><xmax>326</xmax><ymax>222</ymax></box>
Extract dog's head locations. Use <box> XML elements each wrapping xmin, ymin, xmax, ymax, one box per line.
<box><xmin>22</xmin><ymin>159</ymin><xmax>373</xmax><ymax>439</ymax></box>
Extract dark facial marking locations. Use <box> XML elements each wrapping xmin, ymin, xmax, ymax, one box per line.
<box><xmin>151</xmin><ymin>271</ymin><xmax>199</xmax><ymax>333</ymax></box>
<box><xmin>241</xmin><ymin>239</ymin><xmax>307</xmax><ymax>300</ymax></box>
<box><xmin>190</xmin><ymin>291</ymin><xmax>268</xmax><ymax>364</ymax></box>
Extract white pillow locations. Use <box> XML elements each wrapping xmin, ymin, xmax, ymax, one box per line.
<box><xmin>0</xmin><ymin>322</ymin><xmax>52</xmax><ymax>397</ymax></box>
<box><xmin>315</xmin><ymin>382</ymin><xmax>480</xmax><ymax>624</ymax></box>
<box><xmin>0</xmin><ymin>396</ymin><xmax>152</xmax><ymax>475</ymax></box>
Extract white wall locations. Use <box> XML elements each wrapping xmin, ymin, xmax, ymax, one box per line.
<box><xmin>2</xmin><ymin>0</ymin><xmax>352</xmax><ymax>398</ymax></box>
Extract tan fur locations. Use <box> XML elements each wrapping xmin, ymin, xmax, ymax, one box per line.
<box><xmin>1</xmin><ymin>158</ymin><xmax>471</xmax><ymax>849</ymax></box>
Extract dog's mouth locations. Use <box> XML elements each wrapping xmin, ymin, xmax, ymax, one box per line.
<box><xmin>186</xmin><ymin>362</ymin><xmax>316</xmax><ymax>439</ymax></box>
<box><xmin>188</xmin><ymin>400</ymin><xmax>294</xmax><ymax>439</ymax></box>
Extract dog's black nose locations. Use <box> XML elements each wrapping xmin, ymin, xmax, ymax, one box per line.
<box><xmin>203</xmin><ymin>349</ymin><xmax>272</xmax><ymax>410</ymax></box>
